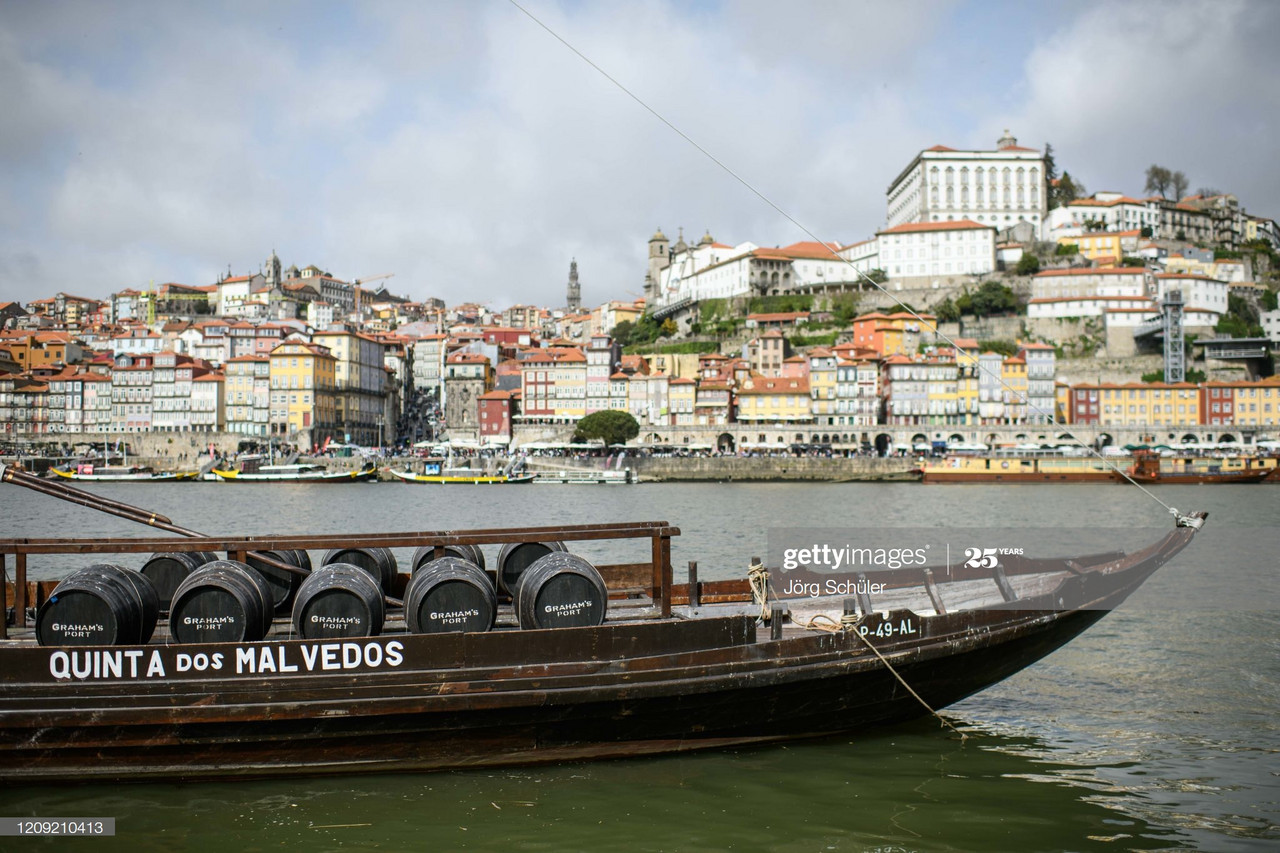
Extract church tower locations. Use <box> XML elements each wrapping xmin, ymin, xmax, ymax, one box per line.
<box><xmin>265</xmin><ymin>249</ymin><xmax>282</xmax><ymax>287</ymax></box>
<box><xmin>567</xmin><ymin>259</ymin><xmax>582</xmax><ymax>311</ymax></box>
<box><xmin>645</xmin><ymin>227</ymin><xmax>670</xmax><ymax>301</ymax></box>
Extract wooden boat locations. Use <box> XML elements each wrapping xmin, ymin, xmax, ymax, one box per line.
<box><xmin>919</xmin><ymin>454</ymin><xmax>1118</xmax><ymax>483</ymax></box>
<box><xmin>533</xmin><ymin>469</ymin><xmax>636</xmax><ymax>485</ymax></box>
<box><xmin>389</xmin><ymin>457</ymin><xmax>534</xmax><ymax>485</ymax></box>
<box><xmin>1126</xmin><ymin>449</ymin><xmax>1273</xmax><ymax>484</ymax></box>
<box><xmin>390</xmin><ymin>469</ymin><xmax>535</xmax><ymax>485</ymax></box>
<box><xmin>50</xmin><ymin>464</ymin><xmax>196</xmax><ymax>482</ymax></box>
<box><xmin>211</xmin><ymin>458</ymin><xmax>378</xmax><ymax>483</ymax></box>
<box><xmin>0</xmin><ymin>462</ymin><xmax>1206</xmax><ymax>784</ymax></box>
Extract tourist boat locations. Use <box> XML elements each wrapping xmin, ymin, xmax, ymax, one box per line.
<box><xmin>0</xmin><ymin>462</ymin><xmax>1205</xmax><ymax>783</ymax></box>
<box><xmin>532</xmin><ymin>469</ymin><xmax>636</xmax><ymax>485</ymax></box>
<box><xmin>1125</xmin><ymin>449</ymin><xmax>1274</xmax><ymax>484</ymax></box>
<box><xmin>50</xmin><ymin>463</ymin><xmax>196</xmax><ymax>482</ymax></box>
<box><xmin>919</xmin><ymin>454</ymin><xmax>1118</xmax><ymax>483</ymax></box>
<box><xmin>210</xmin><ymin>455</ymin><xmax>378</xmax><ymax>483</ymax></box>
<box><xmin>389</xmin><ymin>457</ymin><xmax>534</xmax><ymax>484</ymax></box>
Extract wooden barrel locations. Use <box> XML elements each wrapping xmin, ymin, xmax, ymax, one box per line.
<box><xmin>410</xmin><ymin>543</ymin><xmax>486</xmax><ymax>573</ymax></box>
<box><xmin>245</xmin><ymin>548</ymin><xmax>311</xmax><ymax>612</ymax></box>
<box><xmin>141</xmin><ymin>551</ymin><xmax>221</xmax><ymax>612</ymax></box>
<box><xmin>515</xmin><ymin>553</ymin><xmax>608</xmax><ymax>630</ymax></box>
<box><xmin>36</xmin><ymin>564</ymin><xmax>159</xmax><ymax>647</ymax></box>
<box><xmin>322</xmin><ymin>547</ymin><xmax>396</xmax><ymax>593</ymax></box>
<box><xmin>291</xmin><ymin>563</ymin><xmax>385</xmax><ymax>639</ymax></box>
<box><xmin>496</xmin><ymin>540</ymin><xmax>567</xmax><ymax>595</ymax></box>
<box><xmin>405</xmin><ymin>556</ymin><xmax>496</xmax><ymax>634</ymax></box>
<box><xmin>169</xmin><ymin>560</ymin><xmax>275</xmax><ymax>644</ymax></box>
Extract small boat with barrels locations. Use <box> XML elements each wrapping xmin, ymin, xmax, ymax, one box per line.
<box><xmin>1125</xmin><ymin>449</ymin><xmax>1274</xmax><ymax>484</ymax></box>
<box><xmin>0</xmin><ymin>462</ymin><xmax>1206</xmax><ymax>783</ymax></box>
<box><xmin>210</xmin><ymin>455</ymin><xmax>378</xmax><ymax>483</ymax></box>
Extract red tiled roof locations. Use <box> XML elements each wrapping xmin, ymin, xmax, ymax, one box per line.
<box><xmin>878</xmin><ymin>219</ymin><xmax>993</xmax><ymax>235</ymax></box>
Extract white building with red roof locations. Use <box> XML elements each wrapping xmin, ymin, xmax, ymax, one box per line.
<box><xmin>648</xmin><ymin>228</ymin><xmax>854</xmax><ymax>311</ymax></box>
<box><xmin>875</xmin><ymin>219</ymin><xmax>997</xmax><ymax>281</ymax></box>
<box><xmin>886</xmin><ymin>130</ymin><xmax>1047</xmax><ymax>239</ymax></box>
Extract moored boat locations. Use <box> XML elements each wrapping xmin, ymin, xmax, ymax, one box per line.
<box><xmin>211</xmin><ymin>457</ymin><xmax>378</xmax><ymax>483</ymax></box>
<box><xmin>0</xmin><ymin>462</ymin><xmax>1205</xmax><ymax>784</ymax></box>
<box><xmin>1126</xmin><ymin>449</ymin><xmax>1274</xmax><ymax>484</ymax></box>
<box><xmin>390</xmin><ymin>457</ymin><xmax>533</xmax><ymax>484</ymax></box>
<box><xmin>50</xmin><ymin>464</ymin><xmax>196</xmax><ymax>482</ymax></box>
<box><xmin>919</xmin><ymin>454</ymin><xmax>1118</xmax><ymax>483</ymax></box>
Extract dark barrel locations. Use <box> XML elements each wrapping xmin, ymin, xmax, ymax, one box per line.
<box><xmin>322</xmin><ymin>547</ymin><xmax>396</xmax><ymax>593</ymax></box>
<box><xmin>291</xmin><ymin>563</ymin><xmax>386</xmax><ymax>639</ymax></box>
<box><xmin>411</xmin><ymin>543</ymin><xmax>486</xmax><ymax>574</ymax></box>
<box><xmin>245</xmin><ymin>548</ymin><xmax>312</xmax><ymax>612</ymax></box>
<box><xmin>405</xmin><ymin>556</ymin><xmax>497</xmax><ymax>635</ymax></box>
<box><xmin>141</xmin><ymin>550</ymin><xmax>221</xmax><ymax>612</ymax></box>
<box><xmin>515</xmin><ymin>553</ymin><xmax>608</xmax><ymax>630</ymax></box>
<box><xmin>36</xmin><ymin>564</ymin><xmax>159</xmax><ymax>647</ymax></box>
<box><xmin>496</xmin><ymin>540</ymin><xmax>567</xmax><ymax>596</ymax></box>
<box><xmin>169</xmin><ymin>560</ymin><xmax>275</xmax><ymax>644</ymax></box>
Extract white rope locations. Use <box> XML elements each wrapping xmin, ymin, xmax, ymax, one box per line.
<box><xmin>506</xmin><ymin>0</ymin><xmax>1181</xmax><ymax>521</ymax></box>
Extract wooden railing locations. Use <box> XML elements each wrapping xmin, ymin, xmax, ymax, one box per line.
<box><xmin>0</xmin><ymin>521</ymin><xmax>681</xmax><ymax>640</ymax></box>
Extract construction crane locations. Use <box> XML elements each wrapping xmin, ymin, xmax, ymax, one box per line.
<box><xmin>352</xmin><ymin>273</ymin><xmax>395</xmax><ymax>288</ymax></box>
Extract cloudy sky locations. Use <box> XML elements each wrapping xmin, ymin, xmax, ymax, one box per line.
<box><xmin>2</xmin><ymin>0</ymin><xmax>1277</xmax><ymax>312</ymax></box>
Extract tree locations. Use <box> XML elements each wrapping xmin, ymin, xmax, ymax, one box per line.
<box><xmin>610</xmin><ymin>320</ymin><xmax>635</xmax><ymax>347</ymax></box>
<box><xmin>572</xmin><ymin>410</ymin><xmax>640</xmax><ymax>447</ymax></box>
<box><xmin>659</xmin><ymin>318</ymin><xmax>678</xmax><ymax>338</ymax></box>
<box><xmin>1145</xmin><ymin>165</ymin><xmax>1172</xmax><ymax>198</ymax></box>
<box><xmin>1015</xmin><ymin>253</ymin><xmax>1040</xmax><ymax>275</ymax></box>
<box><xmin>1170</xmin><ymin>171</ymin><xmax>1189</xmax><ymax>201</ymax></box>
<box><xmin>1263</xmin><ymin>289</ymin><xmax>1278</xmax><ymax>312</ymax></box>
<box><xmin>968</xmin><ymin>281</ymin><xmax>1019</xmax><ymax>317</ymax></box>
<box><xmin>1055</xmin><ymin>171</ymin><xmax>1085</xmax><ymax>206</ymax></box>
<box><xmin>1043</xmin><ymin>143</ymin><xmax>1059</xmax><ymax>201</ymax></box>
<box><xmin>933</xmin><ymin>297</ymin><xmax>961</xmax><ymax>323</ymax></box>
<box><xmin>1196</xmin><ymin>187</ymin><xmax>1221</xmax><ymax>199</ymax></box>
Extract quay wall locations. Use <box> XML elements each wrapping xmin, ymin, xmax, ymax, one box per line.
<box><xmin>526</xmin><ymin>456</ymin><xmax>918</xmax><ymax>482</ymax></box>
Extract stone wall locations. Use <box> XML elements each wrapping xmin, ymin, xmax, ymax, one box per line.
<box><xmin>523</xmin><ymin>455</ymin><xmax>918</xmax><ymax>482</ymax></box>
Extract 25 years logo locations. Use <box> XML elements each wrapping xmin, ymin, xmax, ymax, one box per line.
<box><xmin>963</xmin><ymin>546</ymin><xmax>1024</xmax><ymax>568</ymax></box>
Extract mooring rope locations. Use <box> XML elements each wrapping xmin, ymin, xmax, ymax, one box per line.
<box><xmin>797</xmin><ymin>613</ymin><xmax>968</xmax><ymax>741</ymax></box>
<box><xmin>747</xmin><ymin>560</ymin><xmax>771</xmax><ymax>623</ymax></box>
<box><xmin>507</xmin><ymin>0</ymin><xmax>1184</xmax><ymax>522</ymax></box>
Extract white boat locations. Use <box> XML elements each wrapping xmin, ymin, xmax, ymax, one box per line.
<box><xmin>50</xmin><ymin>464</ymin><xmax>196</xmax><ymax>482</ymax></box>
<box><xmin>210</xmin><ymin>456</ymin><xmax>378</xmax><ymax>483</ymax></box>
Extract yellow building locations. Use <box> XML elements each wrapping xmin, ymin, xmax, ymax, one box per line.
<box><xmin>269</xmin><ymin>341</ymin><xmax>337</xmax><ymax>441</ymax></box>
<box><xmin>1224</xmin><ymin>377</ymin><xmax>1280</xmax><ymax>426</ymax></box>
<box><xmin>1057</xmin><ymin>229</ymin><xmax>1139</xmax><ymax>263</ymax></box>
<box><xmin>735</xmin><ymin>373</ymin><xmax>812</xmax><ymax>423</ymax></box>
<box><xmin>1001</xmin><ymin>355</ymin><xmax>1028</xmax><ymax>422</ymax></box>
<box><xmin>667</xmin><ymin>377</ymin><xmax>696</xmax><ymax>425</ymax></box>
<box><xmin>808</xmin><ymin>347</ymin><xmax>837</xmax><ymax>425</ymax></box>
<box><xmin>1091</xmin><ymin>382</ymin><xmax>1201</xmax><ymax>427</ymax></box>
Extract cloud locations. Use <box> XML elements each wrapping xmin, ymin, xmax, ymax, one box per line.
<box><xmin>0</xmin><ymin>0</ymin><xmax>1276</xmax><ymax>314</ymax></box>
<box><xmin>996</xmin><ymin>0</ymin><xmax>1280</xmax><ymax>205</ymax></box>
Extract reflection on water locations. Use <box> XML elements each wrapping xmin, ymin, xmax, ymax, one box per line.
<box><xmin>0</xmin><ymin>723</ymin><xmax>1205</xmax><ymax>853</ymax></box>
<box><xmin>1</xmin><ymin>481</ymin><xmax>1277</xmax><ymax>851</ymax></box>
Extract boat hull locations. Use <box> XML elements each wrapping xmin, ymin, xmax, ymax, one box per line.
<box><xmin>0</xmin><ymin>527</ymin><xmax>1187</xmax><ymax>784</ymax></box>
<box><xmin>390</xmin><ymin>469</ymin><xmax>534</xmax><ymax>485</ymax></box>
<box><xmin>50</xmin><ymin>468</ymin><xmax>196</xmax><ymax>482</ymax></box>
<box><xmin>211</xmin><ymin>468</ymin><xmax>378</xmax><ymax>483</ymax></box>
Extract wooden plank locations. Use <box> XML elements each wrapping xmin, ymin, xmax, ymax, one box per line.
<box><xmin>14</xmin><ymin>552</ymin><xmax>26</xmax><ymax>629</ymax></box>
<box><xmin>598</xmin><ymin>563</ymin><xmax>651</xmax><ymax>591</ymax></box>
